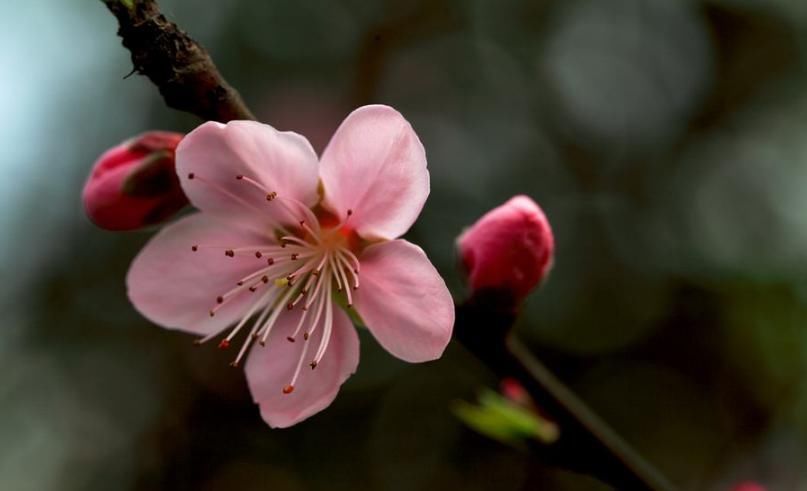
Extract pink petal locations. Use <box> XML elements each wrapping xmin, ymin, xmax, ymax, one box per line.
<box><xmin>319</xmin><ymin>105</ymin><xmax>429</xmax><ymax>240</ymax></box>
<box><xmin>176</xmin><ymin>120</ymin><xmax>320</xmax><ymax>231</ymax></box>
<box><xmin>245</xmin><ymin>307</ymin><xmax>359</xmax><ymax>428</ymax></box>
<box><xmin>353</xmin><ymin>240</ymin><xmax>454</xmax><ymax>362</ymax></box>
<box><xmin>126</xmin><ymin>213</ymin><xmax>271</xmax><ymax>337</ymax></box>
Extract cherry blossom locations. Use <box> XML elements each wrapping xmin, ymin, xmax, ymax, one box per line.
<box><xmin>127</xmin><ymin>105</ymin><xmax>454</xmax><ymax>427</ymax></box>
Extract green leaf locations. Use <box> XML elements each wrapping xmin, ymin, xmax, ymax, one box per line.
<box><xmin>453</xmin><ymin>389</ymin><xmax>559</xmax><ymax>447</ymax></box>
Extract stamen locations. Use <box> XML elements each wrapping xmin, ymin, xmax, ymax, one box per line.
<box><xmin>338</xmin><ymin>247</ymin><xmax>361</xmax><ymax>275</ymax></box>
<box><xmin>221</xmin><ymin>289</ymin><xmax>276</xmax><ymax>348</ymax></box>
<box><xmin>186</xmin><ymin>173</ymin><xmax>269</xmax><ymax>218</ymax></box>
<box><xmin>334</xmin><ymin>251</ymin><xmax>360</xmax><ymax>290</ymax></box>
<box><xmin>258</xmin><ymin>285</ymin><xmax>300</xmax><ymax>345</ymax></box>
<box><xmin>335</xmin><ymin>260</ymin><xmax>353</xmax><ymax>306</ymax></box>
<box><xmin>311</xmin><ymin>279</ymin><xmax>335</xmax><ymax>369</ymax></box>
<box><xmin>281</xmin><ymin>236</ymin><xmax>312</xmax><ymax>247</ymax></box>
<box><xmin>330</xmin><ymin>253</ymin><xmax>344</xmax><ymax>292</ymax></box>
<box><xmin>300</xmin><ymin>221</ymin><xmax>320</xmax><ymax>243</ymax></box>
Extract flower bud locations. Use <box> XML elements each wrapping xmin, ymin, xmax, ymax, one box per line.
<box><xmin>83</xmin><ymin>131</ymin><xmax>186</xmax><ymax>231</ymax></box>
<box><xmin>731</xmin><ymin>482</ymin><xmax>766</xmax><ymax>491</ymax></box>
<box><xmin>457</xmin><ymin>195</ymin><xmax>554</xmax><ymax>307</ymax></box>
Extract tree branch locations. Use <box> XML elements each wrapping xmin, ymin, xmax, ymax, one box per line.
<box><xmin>102</xmin><ymin>0</ymin><xmax>255</xmax><ymax>122</ymax></box>
<box><xmin>455</xmin><ymin>294</ymin><xmax>677</xmax><ymax>491</ymax></box>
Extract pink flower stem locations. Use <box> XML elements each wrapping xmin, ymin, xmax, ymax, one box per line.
<box><xmin>455</xmin><ymin>291</ymin><xmax>677</xmax><ymax>491</ymax></box>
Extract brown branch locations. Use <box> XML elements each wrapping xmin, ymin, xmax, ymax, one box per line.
<box><xmin>102</xmin><ymin>0</ymin><xmax>255</xmax><ymax>122</ymax></box>
<box><xmin>455</xmin><ymin>293</ymin><xmax>677</xmax><ymax>491</ymax></box>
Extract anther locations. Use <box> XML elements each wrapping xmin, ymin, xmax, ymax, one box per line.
<box><xmin>287</xmin><ymin>336</ymin><xmax>295</xmax><ymax>343</ymax></box>
<box><xmin>267</xmin><ymin>258</ymin><xmax>275</xmax><ymax>265</ymax></box>
<box><xmin>266</xmin><ymin>192</ymin><xmax>278</xmax><ymax>201</ymax></box>
<box><xmin>218</xmin><ymin>339</ymin><xmax>230</xmax><ymax>349</ymax></box>
<box><xmin>237</xmin><ymin>280</ymin><xmax>244</xmax><ymax>286</ymax></box>
<box><xmin>229</xmin><ymin>361</ymin><xmax>239</xmax><ymax>368</ymax></box>
<box><xmin>216</xmin><ymin>296</ymin><xmax>223</xmax><ymax>304</ymax></box>
<box><xmin>209</xmin><ymin>310</ymin><xmax>215</xmax><ymax>317</ymax></box>
<box><xmin>255</xmin><ymin>251</ymin><xmax>262</xmax><ymax>258</ymax></box>
<box><xmin>282</xmin><ymin>385</ymin><xmax>295</xmax><ymax>394</ymax></box>
<box><xmin>225</xmin><ymin>249</ymin><xmax>235</xmax><ymax>257</ymax></box>
<box><xmin>347</xmin><ymin>209</ymin><xmax>353</xmax><ymax>216</ymax></box>
<box><xmin>261</xmin><ymin>276</ymin><xmax>269</xmax><ymax>283</ymax></box>
<box><xmin>286</xmin><ymin>303</ymin><xmax>294</xmax><ymax>310</ymax></box>
<box><xmin>291</xmin><ymin>253</ymin><xmax>299</xmax><ymax>260</ymax></box>
<box><xmin>303</xmin><ymin>332</ymin><xmax>309</xmax><ymax>341</ymax></box>
<box><xmin>249</xmin><ymin>286</ymin><xmax>257</xmax><ymax>292</ymax></box>
<box><xmin>187</xmin><ymin>173</ymin><xmax>195</xmax><ymax>179</ymax></box>
<box><xmin>235</xmin><ymin>175</ymin><xmax>244</xmax><ymax>180</ymax></box>
<box><xmin>191</xmin><ymin>245</ymin><xmax>198</xmax><ymax>252</ymax></box>
<box><xmin>310</xmin><ymin>361</ymin><xmax>318</xmax><ymax>370</ymax></box>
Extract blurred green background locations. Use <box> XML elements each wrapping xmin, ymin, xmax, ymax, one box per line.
<box><xmin>3</xmin><ymin>0</ymin><xmax>807</xmax><ymax>489</ymax></box>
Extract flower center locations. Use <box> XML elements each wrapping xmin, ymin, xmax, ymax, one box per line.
<box><xmin>187</xmin><ymin>172</ymin><xmax>360</xmax><ymax>395</ymax></box>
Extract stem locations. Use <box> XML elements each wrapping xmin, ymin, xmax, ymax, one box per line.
<box><xmin>102</xmin><ymin>0</ymin><xmax>255</xmax><ymax>122</ymax></box>
<box><xmin>455</xmin><ymin>295</ymin><xmax>677</xmax><ymax>491</ymax></box>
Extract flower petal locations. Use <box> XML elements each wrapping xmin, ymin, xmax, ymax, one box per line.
<box><xmin>127</xmin><ymin>213</ymin><xmax>272</xmax><ymax>337</ymax></box>
<box><xmin>353</xmin><ymin>240</ymin><xmax>454</xmax><ymax>362</ymax></box>
<box><xmin>319</xmin><ymin>105</ymin><xmax>429</xmax><ymax>240</ymax></box>
<box><xmin>245</xmin><ymin>306</ymin><xmax>359</xmax><ymax>428</ymax></box>
<box><xmin>176</xmin><ymin>120</ymin><xmax>320</xmax><ymax>231</ymax></box>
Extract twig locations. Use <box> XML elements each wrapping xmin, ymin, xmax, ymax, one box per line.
<box><xmin>455</xmin><ymin>294</ymin><xmax>677</xmax><ymax>491</ymax></box>
<box><xmin>102</xmin><ymin>0</ymin><xmax>254</xmax><ymax>122</ymax></box>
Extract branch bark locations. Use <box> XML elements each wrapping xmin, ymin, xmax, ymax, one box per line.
<box><xmin>102</xmin><ymin>0</ymin><xmax>255</xmax><ymax>122</ymax></box>
<box><xmin>455</xmin><ymin>295</ymin><xmax>677</xmax><ymax>491</ymax></box>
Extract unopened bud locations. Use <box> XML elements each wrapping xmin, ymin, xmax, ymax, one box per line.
<box><xmin>82</xmin><ymin>131</ymin><xmax>186</xmax><ymax>231</ymax></box>
<box><xmin>731</xmin><ymin>482</ymin><xmax>766</xmax><ymax>491</ymax></box>
<box><xmin>457</xmin><ymin>195</ymin><xmax>554</xmax><ymax>307</ymax></box>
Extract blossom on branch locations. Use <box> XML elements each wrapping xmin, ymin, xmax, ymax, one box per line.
<box><xmin>83</xmin><ymin>131</ymin><xmax>186</xmax><ymax>231</ymax></box>
<box><xmin>457</xmin><ymin>195</ymin><xmax>554</xmax><ymax>309</ymax></box>
<box><xmin>126</xmin><ymin>105</ymin><xmax>454</xmax><ymax>427</ymax></box>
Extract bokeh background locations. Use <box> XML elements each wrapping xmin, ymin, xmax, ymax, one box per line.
<box><xmin>3</xmin><ymin>0</ymin><xmax>807</xmax><ymax>489</ymax></box>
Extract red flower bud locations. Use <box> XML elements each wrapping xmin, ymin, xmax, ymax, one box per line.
<box><xmin>731</xmin><ymin>482</ymin><xmax>766</xmax><ymax>491</ymax></box>
<box><xmin>83</xmin><ymin>131</ymin><xmax>187</xmax><ymax>231</ymax></box>
<box><xmin>457</xmin><ymin>195</ymin><xmax>554</xmax><ymax>306</ymax></box>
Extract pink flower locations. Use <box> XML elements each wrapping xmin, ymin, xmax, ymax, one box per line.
<box><xmin>83</xmin><ymin>131</ymin><xmax>186</xmax><ymax>231</ymax></box>
<box><xmin>126</xmin><ymin>105</ymin><xmax>454</xmax><ymax>427</ymax></box>
<box><xmin>457</xmin><ymin>195</ymin><xmax>554</xmax><ymax>307</ymax></box>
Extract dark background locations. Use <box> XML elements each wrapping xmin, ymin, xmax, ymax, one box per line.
<box><xmin>2</xmin><ymin>0</ymin><xmax>807</xmax><ymax>489</ymax></box>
